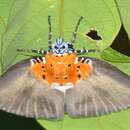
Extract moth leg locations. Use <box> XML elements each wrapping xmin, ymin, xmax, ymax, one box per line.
<box><xmin>75</xmin><ymin>48</ymin><xmax>96</xmax><ymax>55</ymax></box>
<box><xmin>30</xmin><ymin>56</ymin><xmax>46</xmax><ymax>80</ymax></box>
<box><xmin>77</xmin><ymin>57</ymin><xmax>92</xmax><ymax>64</ymax></box>
<box><xmin>30</xmin><ymin>57</ymin><xmax>46</xmax><ymax>65</ymax></box>
<box><xmin>17</xmin><ymin>48</ymin><xmax>48</xmax><ymax>55</ymax></box>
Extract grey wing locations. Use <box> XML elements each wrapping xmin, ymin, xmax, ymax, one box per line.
<box><xmin>0</xmin><ymin>60</ymin><xmax>64</xmax><ymax>120</ymax></box>
<box><xmin>65</xmin><ymin>59</ymin><xmax>130</xmax><ymax>117</ymax></box>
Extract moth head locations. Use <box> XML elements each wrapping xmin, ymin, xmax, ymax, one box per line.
<box><xmin>52</xmin><ymin>37</ymin><xmax>70</xmax><ymax>55</ymax></box>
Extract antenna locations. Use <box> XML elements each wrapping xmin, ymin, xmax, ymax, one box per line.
<box><xmin>71</xmin><ymin>16</ymin><xmax>84</xmax><ymax>44</ymax></box>
<box><xmin>48</xmin><ymin>16</ymin><xmax>52</xmax><ymax>49</ymax></box>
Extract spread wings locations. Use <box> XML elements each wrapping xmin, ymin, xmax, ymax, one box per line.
<box><xmin>0</xmin><ymin>59</ymin><xmax>130</xmax><ymax>119</ymax></box>
<box><xmin>0</xmin><ymin>60</ymin><xmax>64</xmax><ymax>120</ymax></box>
<box><xmin>65</xmin><ymin>59</ymin><xmax>130</xmax><ymax>117</ymax></box>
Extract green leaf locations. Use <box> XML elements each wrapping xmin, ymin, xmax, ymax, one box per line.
<box><xmin>0</xmin><ymin>0</ymin><xmax>121</xmax><ymax>72</ymax></box>
<box><xmin>115</xmin><ymin>0</ymin><xmax>130</xmax><ymax>40</ymax></box>
<box><xmin>38</xmin><ymin>109</ymin><xmax>130</xmax><ymax>130</ymax></box>
<box><xmin>0</xmin><ymin>0</ymin><xmax>127</xmax><ymax>130</ymax></box>
<box><xmin>101</xmin><ymin>47</ymin><xmax>130</xmax><ymax>76</ymax></box>
<box><xmin>101</xmin><ymin>47</ymin><xmax>130</xmax><ymax>63</ymax></box>
<box><xmin>0</xmin><ymin>0</ymin><xmax>14</xmax><ymax>74</ymax></box>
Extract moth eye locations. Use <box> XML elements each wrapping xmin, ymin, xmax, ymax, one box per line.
<box><xmin>54</xmin><ymin>46</ymin><xmax>58</xmax><ymax>49</ymax></box>
<box><xmin>62</xmin><ymin>45</ymin><xmax>65</xmax><ymax>49</ymax></box>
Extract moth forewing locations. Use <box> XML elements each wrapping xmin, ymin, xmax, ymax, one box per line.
<box><xmin>0</xmin><ymin>60</ymin><xmax>64</xmax><ymax>120</ymax></box>
<box><xmin>65</xmin><ymin>59</ymin><xmax>130</xmax><ymax>117</ymax></box>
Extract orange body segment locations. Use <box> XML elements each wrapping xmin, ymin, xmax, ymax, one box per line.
<box><xmin>31</xmin><ymin>53</ymin><xmax>92</xmax><ymax>85</ymax></box>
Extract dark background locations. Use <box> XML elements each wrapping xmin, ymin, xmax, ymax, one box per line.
<box><xmin>0</xmin><ymin>110</ymin><xmax>45</xmax><ymax>130</ymax></box>
<box><xmin>111</xmin><ymin>25</ymin><xmax>130</xmax><ymax>56</ymax></box>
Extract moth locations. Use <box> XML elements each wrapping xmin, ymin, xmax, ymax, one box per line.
<box><xmin>0</xmin><ymin>16</ymin><xmax>130</xmax><ymax>120</ymax></box>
